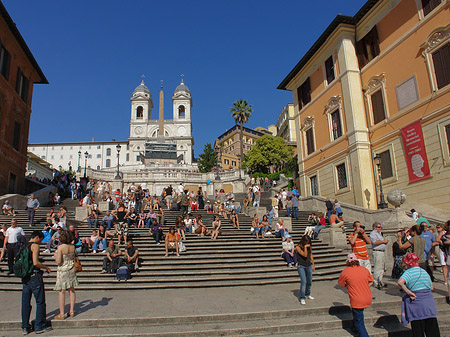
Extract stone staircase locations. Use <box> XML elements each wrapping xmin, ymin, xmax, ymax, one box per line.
<box><xmin>0</xmin><ymin>199</ymin><xmax>349</xmax><ymax>291</ymax></box>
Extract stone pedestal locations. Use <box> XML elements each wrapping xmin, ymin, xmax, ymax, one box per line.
<box><xmin>75</xmin><ymin>207</ymin><xmax>88</xmax><ymax>222</ymax></box>
<box><xmin>98</xmin><ymin>201</ymin><xmax>113</xmax><ymax>212</ymax></box>
<box><xmin>383</xmin><ymin>208</ymin><xmax>416</xmax><ymax>230</ymax></box>
<box><xmin>248</xmin><ymin>207</ymin><xmax>267</xmax><ymax>219</ymax></box>
<box><xmin>326</xmin><ymin>228</ymin><xmax>348</xmax><ymax>249</ymax></box>
<box><xmin>109</xmin><ymin>179</ymin><xmax>124</xmax><ymax>194</ymax></box>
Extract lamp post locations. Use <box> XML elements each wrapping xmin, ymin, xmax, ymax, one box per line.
<box><xmin>77</xmin><ymin>151</ymin><xmax>81</xmax><ymax>172</ymax></box>
<box><xmin>374</xmin><ymin>154</ymin><xmax>388</xmax><ymax>209</ymax></box>
<box><xmin>68</xmin><ymin>161</ymin><xmax>72</xmax><ymax>172</ymax></box>
<box><xmin>115</xmin><ymin>144</ymin><xmax>122</xmax><ymax>179</ymax></box>
<box><xmin>214</xmin><ymin>146</ymin><xmax>220</xmax><ymax>181</ymax></box>
<box><xmin>83</xmin><ymin>151</ymin><xmax>88</xmax><ymax>179</ymax></box>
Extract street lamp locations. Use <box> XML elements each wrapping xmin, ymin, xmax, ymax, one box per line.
<box><xmin>115</xmin><ymin>144</ymin><xmax>122</xmax><ymax>180</ymax></box>
<box><xmin>374</xmin><ymin>154</ymin><xmax>388</xmax><ymax>209</ymax></box>
<box><xmin>83</xmin><ymin>151</ymin><xmax>89</xmax><ymax>179</ymax></box>
<box><xmin>214</xmin><ymin>146</ymin><xmax>220</xmax><ymax>181</ymax></box>
<box><xmin>77</xmin><ymin>151</ymin><xmax>81</xmax><ymax>172</ymax></box>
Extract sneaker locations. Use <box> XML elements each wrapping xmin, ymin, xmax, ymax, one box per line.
<box><xmin>156</xmin><ymin>242</ymin><xmax>161</xmax><ymax>245</ymax></box>
<box><xmin>287</xmin><ymin>263</ymin><xmax>292</xmax><ymax>268</ymax></box>
<box><xmin>306</xmin><ymin>295</ymin><xmax>315</xmax><ymax>300</ymax></box>
<box><xmin>35</xmin><ymin>326</ymin><xmax>53</xmax><ymax>334</ymax></box>
<box><xmin>22</xmin><ymin>328</ymin><xmax>31</xmax><ymax>335</ymax></box>
<box><xmin>300</xmin><ymin>299</ymin><xmax>306</xmax><ymax>305</ymax></box>
<box><xmin>43</xmin><ymin>249</ymin><xmax>51</xmax><ymax>254</ymax></box>
<box><xmin>101</xmin><ymin>270</ymin><xmax>107</xmax><ymax>274</ymax></box>
<box><xmin>295</xmin><ymin>263</ymin><xmax>298</xmax><ymax>267</ymax></box>
<box><xmin>92</xmin><ymin>250</ymin><xmax>97</xmax><ymax>254</ymax></box>
<box><xmin>101</xmin><ymin>250</ymin><xmax>107</xmax><ymax>253</ymax></box>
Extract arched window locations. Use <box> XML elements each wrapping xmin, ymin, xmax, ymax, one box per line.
<box><xmin>106</xmin><ymin>159</ymin><xmax>111</xmax><ymax>168</ymax></box>
<box><xmin>178</xmin><ymin>105</ymin><xmax>185</xmax><ymax>119</ymax></box>
<box><xmin>106</xmin><ymin>148</ymin><xmax>111</xmax><ymax>156</ymax></box>
<box><xmin>96</xmin><ymin>165</ymin><xmax>100</xmax><ymax>170</ymax></box>
<box><xmin>136</xmin><ymin>106</ymin><xmax>143</xmax><ymax>119</ymax></box>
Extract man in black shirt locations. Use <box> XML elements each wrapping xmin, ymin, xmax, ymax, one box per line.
<box><xmin>124</xmin><ymin>240</ymin><xmax>139</xmax><ymax>272</ymax></box>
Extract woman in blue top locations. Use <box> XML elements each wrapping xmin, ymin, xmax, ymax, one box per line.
<box><xmin>398</xmin><ymin>252</ymin><xmax>440</xmax><ymax>337</ymax></box>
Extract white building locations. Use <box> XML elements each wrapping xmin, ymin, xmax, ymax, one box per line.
<box><xmin>29</xmin><ymin>79</ymin><xmax>194</xmax><ymax>171</ymax></box>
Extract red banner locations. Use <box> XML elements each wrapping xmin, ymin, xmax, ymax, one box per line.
<box><xmin>401</xmin><ymin>120</ymin><xmax>430</xmax><ymax>183</ymax></box>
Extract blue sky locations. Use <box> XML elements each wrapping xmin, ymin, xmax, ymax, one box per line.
<box><xmin>4</xmin><ymin>0</ymin><xmax>365</xmax><ymax>156</ymax></box>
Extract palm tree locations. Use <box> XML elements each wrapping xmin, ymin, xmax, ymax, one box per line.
<box><xmin>230</xmin><ymin>100</ymin><xmax>253</xmax><ymax>180</ymax></box>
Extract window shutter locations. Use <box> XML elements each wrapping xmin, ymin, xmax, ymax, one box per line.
<box><xmin>297</xmin><ymin>86</ymin><xmax>303</xmax><ymax>109</ymax></box>
<box><xmin>371</xmin><ymin>90</ymin><xmax>386</xmax><ymax>124</ymax></box>
<box><xmin>380</xmin><ymin>150</ymin><xmax>393</xmax><ymax>179</ymax></box>
<box><xmin>422</xmin><ymin>0</ymin><xmax>441</xmax><ymax>16</ymax></box>
<box><xmin>445</xmin><ymin>124</ymin><xmax>450</xmax><ymax>153</ymax></box>
<box><xmin>331</xmin><ymin>110</ymin><xmax>342</xmax><ymax>139</ymax></box>
<box><xmin>356</xmin><ymin>39</ymin><xmax>367</xmax><ymax>68</ymax></box>
<box><xmin>432</xmin><ymin>42</ymin><xmax>450</xmax><ymax>89</ymax></box>
<box><xmin>306</xmin><ymin>128</ymin><xmax>315</xmax><ymax>155</ymax></box>
<box><xmin>304</xmin><ymin>77</ymin><xmax>311</xmax><ymax>104</ymax></box>
<box><xmin>325</xmin><ymin>56</ymin><xmax>335</xmax><ymax>84</ymax></box>
<box><xmin>371</xmin><ymin>26</ymin><xmax>380</xmax><ymax>57</ymax></box>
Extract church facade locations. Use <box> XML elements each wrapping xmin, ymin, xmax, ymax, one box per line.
<box><xmin>28</xmin><ymin>79</ymin><xmax>195</xmax><ymax>171</ymax></box>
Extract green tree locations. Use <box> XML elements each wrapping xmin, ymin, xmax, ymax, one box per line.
<box><xmin>198</xmin><ymin>142</ymin><xmax>217</xmax><ymax>173</ymax></box>
<box><xmin>244</xmin><ymin>135</ymin><xmax>294</xmax><ymax>173</ymax></box>
<box><xmin>230</xmin><ymin>100</ymin><xmax>253</xmax><ymax>179</ymax></box>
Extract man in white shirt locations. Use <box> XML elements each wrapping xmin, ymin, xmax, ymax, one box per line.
<box><xmin>4</xmin><ymin>219</ymin><xmax>25</xmax><ymax>275</ymax></box>
<box><xmin>178</xmin><ymin>183</ymin><xmax>184</xmax><ymax>194</ymax></box>
<box><xmin>2</xmin><ymin>200</ymin><xmax>15</xmax><ymax>216</ymax></box>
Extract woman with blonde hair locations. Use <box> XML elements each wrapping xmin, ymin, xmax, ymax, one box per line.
<box><xmin>54</xmin><ymin>230</ymin><xmax>79</xmax><ymax>319</ymax></box>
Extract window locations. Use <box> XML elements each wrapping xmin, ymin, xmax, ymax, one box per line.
<box><xmin>432</xmin><ymin>42</ymin><xmax>450</xmax><ymax>90</ymax></box>
<box><xmin>96</xmin><ymin>165</ymin><xmax>100</xmax><ymax>170</ymax></box>
<box><xmin>41</xmin><ymin>156</ymin><xmax>45</xmax><ymax>159</ymax></box>
<box><xmin>106</xmin><ymin>148</ymin><xmax>111</xmax><ymax>156</ymax></box>
<box><xmin>371</xmin><ymin>90</ymin><xmax>386</xmax><ymax>124</ymax></box>
<box><xmin>445</xmin><ymin>124</ymin><xmax>450</xmax><ymax>153</ymax></box>
<box><xmin>88</xmin><ymin>154</ymin><xmax>92</xmax><ymax>159</ymax></box>
<box><xmin>305</xmin><ymin>128</ymin><xmax>315</xmax><ymax>155</ymax></box>
<box><xmin>51</xmin><ymin>155</ymin><xmax>54</xmax><ymax>159</ymax></box>
<box><xmin>136</xmin><ymin>155</ymin><xmax>140</xmax><ymax>161</ymax></box>
<box><xmin>60</xmin><ymin>155</ymin><xmax>63</xmax><ymax>159</ymax></box>
<box><xmin>224</xmin><ymin>159</ymin><xmax>230</xmax><ymax>165</ymax></box>
<box><xmin>16</xmin><ymin>68</ymin><xmax>29</xmax><ymax>103</ymax></box>
<box><xmin>126</xmin><ymin>153</ymin><xmax>129</xmax><ymax>161</ymax></box>
<box><xmin>136</xmin><ymin>106</ymin><xmax>143</xmax><ymax>119</ymax></box>
<box><xmin>232</xmin><ymin>161</ymin><xmax>236</xmax><ymax>166</ymax></box>
<box><xmin>178</xmin><ymin>105</ymin><xmax>185</xmax><ymax>119</ymax></box>
<box><xmin>96</xmin><ymin>154</ymin><xmax>101</xmax><ymax>158</ymax></box>
<box><xmin>105</xmin><ymin>159</ymin><xmax>111</xmax><ymax>168</ymax></box>
<box><xmin>378</xmin><ymin>150</ymin><xmax>393</xmax><ymax>179</ymax></box>
<box><xmin>97</xmin><ymin>145</ymin><xmax>101</xmax><ymax>149</ymax></box>
<box><xmin>69</xmin><ymin>155</ymin><xmax>73</xmax><ymax>159</ymax></box>
<box><xmin>331</xmin><ymin>109</ymin><xmax>343</xmax><ymax>140</ymax></box>
<box><xmin>8</xmin><ymin>173</ymin><xmax>16</xmax><ymax>194</ymax></box>
<box><xmin>325</xmin><ymin>56</ymin><xmax>335</xmax><ymax>84</ymax></box>
<box><xmin>310</xmin><ymin>175</ymin><xmax>318</xmax><ymax>195</ymax></box>
<box><xmin>0</xmin><ymin>42</ymin><xmax>11</xmax><ymax>80</ymax></box>
<box><xmin>297</xmin><ymin>78</ymin><xmax>311</xmax><ymax>109</ymax></box>
<box><xmin>422</xmin><ymin>0</ymin><xmax>441</xmax><ymax>16</ymax></box>
<box><xmin>12</xmin><ymin>121</ymin><xmax>20</xmax><ymax>151</ymax></box>
<box><xmin>336</xmin><ymin>163</ymin><xmax>348</xmax><ymax>189</ymax></box>
<box><xmin>356</xmin><ymin>26</ymin><xmax>380</xmax><ymax>68</ymax></box>
<box><xmin>70</xmin><ymin>146</ymin><xmax>73</xmax><ymax>150</ymax></box>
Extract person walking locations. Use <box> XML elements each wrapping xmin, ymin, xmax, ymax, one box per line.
<box><xmin>27</xmin><ymin>194</ymin><xmax>40</xmax><ymax>227</ymax></box>
<box><xmin>54</xmin><ymin>230</ymin><xmax>78</xmax><ymax>319</ymax></box>
<box><xmin>370</xmin><ymin>222</ymin><xmax>389</xmax><ymax>289</ymax></box>
<box><xmin>295</xmin><ymin>235</ymin><xmax>315</xmax><ymax>305</ymax></box>
<box><xmin>22</xmin><ymin>230</ymin><xmax>52</xmax><ymax>335</ymax></box>
<box><xmin>398</xmin><ymin>252</ymin><xmax>440</xmax><ymax>337</ymax></box>
<box><xmin>338</xmin><ymin>253</ymin><xmax>374</xmax><ymax>337</ymax></box>
<box><xmin>5</xmin><ymin>219</ymin><xmax>25</xmax><ymax>275</ymax></box>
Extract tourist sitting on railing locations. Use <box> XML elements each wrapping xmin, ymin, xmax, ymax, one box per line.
<box><xmin>126</xmin><ymin>207</ymin><xmax>138</xmax><ymax>227</ymax></box>
<box><xmin>184</xmin><ymin>213</ymin><xmax>193</xmax><ymax>234</ymax></box>
<box><xmin>230</xmin><ymin>210</ymin><xmax>240</xmax><ymax>229</ymax></box>
<box><xmin>211</xmin><ymin>215</ymin><xmax>222</xmax><ymax>240</ymax></box>
<box><xmin>313</xmin><ymin>212</ymin><xmax>327</xmax><ymax>240</ymax></box>
<box><xmin>150</xmin><ymin>220</ymin><xmax>163</xmax><ymax>245</ymax></box>
<box><xmin>275</xmin><ymin>219</ymin><xmax>289</xmax><ymax>241</ymax></box>
<box><xmin>101</xmin><ymin>211</ymin><xmax>115</xmax><ymax>230</ymax></box>
<box><xmin>146</xmin><ymin>208</ymin><xmax>157</xmax><ymax>228</ymax></box>
<box><xmin>165</xmin><ymin>226</ymin><xmax>179</xmax><ymax>257</ymax></box>
<box><xmin>83</xmin><ymin>210</ymin><xmax>99</xmax><ymax>228</ymax></box>
<box><xmin>101</xmin><ymin>239</ymin><xmax>123</xmax><ymax>274</ymax></box>
<box><xmin>175</xmin><ymin>216</ymin><xmax>186</xmax><ymax>241</ymax></box>
<box><xmin>281</xmin><ymin>235</ymin><xmax>297</xmax><ymax>267</ymax></box>
<box><xmin>2</xmin><ymin>200</ymin><xmax>15</xmax><ymax>216</ymax></box>
<box><xmin>195</xmin><ymin>215</ymin><xmax>208</xmax><ymax>236</ymax></box>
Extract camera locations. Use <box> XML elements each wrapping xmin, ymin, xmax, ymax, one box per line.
<box><xmin>360</xmin><ymin>225</ymin><xmax>365</xmax><ymax>230</ymax></box>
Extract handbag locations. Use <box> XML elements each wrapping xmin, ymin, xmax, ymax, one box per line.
<box><xmin>74</xmin><ymin>256</ymin><xmax>82</xmax><ymax>272</ymax></box>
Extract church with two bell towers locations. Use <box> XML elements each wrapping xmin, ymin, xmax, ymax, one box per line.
<box><xmin>128</xmin><ymin>77</ymin><xmax>194</xmax><ymax>166</ymax></box>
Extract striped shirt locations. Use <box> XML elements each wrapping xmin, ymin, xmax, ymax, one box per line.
<box><xmin>400</xmin><ymin>267</ymin><xmax>432</xmax><ymax>291</ymax></box>
<box><xmin>348</xmin><ymin>233</ymin><xmax>369</xmax><ymax>260</ymax></box>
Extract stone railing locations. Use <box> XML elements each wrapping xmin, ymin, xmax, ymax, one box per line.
<box><xmin>0</xmin><ymin>184</ymin><xmax>57</xmax><ymax>210</ymax></box>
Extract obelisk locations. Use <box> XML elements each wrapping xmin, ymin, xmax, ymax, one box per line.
<box><xmin>158</xmin><ymin>81</ymin><xmax>164</xmax><ymax>138</ymax></box>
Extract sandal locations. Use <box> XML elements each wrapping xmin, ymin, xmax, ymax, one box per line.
<box><xmin>68</xmin><ymin>312</ymin><xmax>75</xmax><ymax>318</ymax></box>
<box><xmin>54</xmin><ymin>314</ymin><xmax>66</xmax><ymax>320</ymax></box>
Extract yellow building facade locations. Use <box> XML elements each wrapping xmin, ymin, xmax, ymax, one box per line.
<box><xmin>279</xmin><ymin>0</ymin><xmax>450</xmax><ymax>210</ymax></box>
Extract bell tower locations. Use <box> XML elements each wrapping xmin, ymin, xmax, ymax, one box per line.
<box><xmin>130</xmin><ymin>80</ymin><xmax>153</xmax><ymax>138</ymax></box>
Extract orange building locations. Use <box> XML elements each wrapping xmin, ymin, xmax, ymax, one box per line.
<box><xmin>0</xmin><ymin>2</ymin><xmax>48</xmax><ymax>195</ymax></box>
<box><xmin>278</xmin><ymin>0</ymin><xmax>449</xmax><ymax>210</ymax></box>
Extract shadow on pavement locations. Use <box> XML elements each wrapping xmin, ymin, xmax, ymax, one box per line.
<box><xmin>47</xmin><ymin>297</ymin><xmax>113</xmax><ymax>319</ymax></box>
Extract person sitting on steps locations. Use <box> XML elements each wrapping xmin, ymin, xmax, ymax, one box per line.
<box><xmin>165</xmin><ymin>227</ymin><xmax>179</xmax><ymax>257</ymax></box>
<box><xmin>101</xmin><ymin>239</ymin><xmax>123</xmax><ymax>274</ymax></box>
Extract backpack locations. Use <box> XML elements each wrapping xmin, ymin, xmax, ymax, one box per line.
<box><xmin>116</xmin><ymin>265</ymin><xmax>131</xmax><ymax>281</ymax></box>
<box><xmin>13</xmin><ymin>244</ymin><xmax>34</xmax><ymax>278</ymax></box>
<box><xmin>81</xmin><ymin>242</ymin><xmax>90</xmax><ymax>254</ymax></box>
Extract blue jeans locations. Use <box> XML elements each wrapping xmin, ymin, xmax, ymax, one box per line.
<box><xmin>102</xmin><ymin>220</ymin><xmax>113</xmax><ymax>230</ymax></box>
<box><xmin>185</xmin><ymin>226</ymin><xmax>192</xmax><ymax>234</ymax></box>
<box><xmin>146</xmin><ymin>218</ymin><xmax>153</xmax><ymax>228</ymax></box>
<box><xmin>286</xmin><ymin>207</ymin><xmax>292</xmax><ymax>217</ymax></box>
<box><xmin>88</xmin><ymin>219</ymin><xmax>98</xmax><ymax>228</ymax></box>
<box><xmin>297</xmin><ymin>265</ymin><xmax>312</xmax><ymax>300</ymax></box>
<box><xmin>282</xmin><ymin>250</ymin><xmax>297</xmax><ymax>265</ymax></box>
<box><xmin>22</xmin><ymin>272</ymin><xmax>46</xmax><ymax>332</ymax></box>
<box><xmin>275</xmin><ymin>229</ymin><xmax>288</xmax><ymax>238</ymax></box>
<box><xmin>352</xmin><ymin>308</ymin><xmax>369</xmax><ymax>337</ymax></box>
<box><xmin>93</xmin><ymin>238</ymin><xmax>106</xmax><ymax>251</ymax></box>
<box><xmin>314</xmin><ymin>225</ymin><xmax>326</xmax><ymax>239</ymax></box>
<box><xmin>292</xmin><ymin>207</ymin><xmax>298</xmax><ymax>219</ymax></box>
